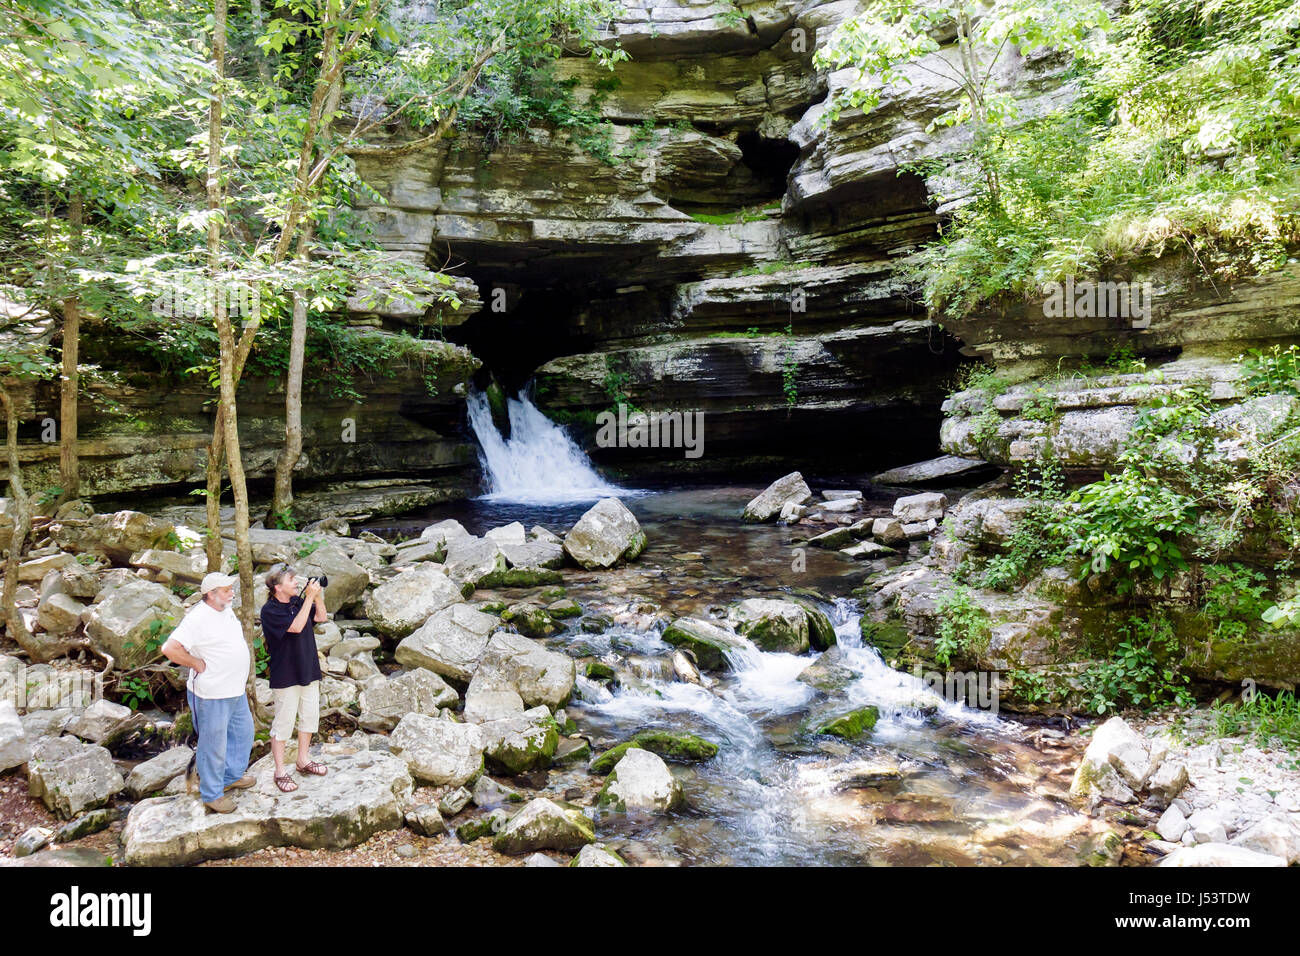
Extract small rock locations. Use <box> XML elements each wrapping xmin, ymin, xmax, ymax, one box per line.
<box><xmin>405</xmin><ymin>804</ymin><xmax>448</xmax><ymax>837</ymax></box>
<box><xmin>14</xmin><ymin>826</ymin><xmax>52</xmax><ymax>857</ymax></box>
<box><xmin>438</xmin><ymin>787</ymin><xmax>473</xmax><ymax>817</ymax></box>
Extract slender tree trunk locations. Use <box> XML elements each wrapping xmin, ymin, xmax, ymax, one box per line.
<box><xmin>207</xmin><ymin>0</ymin><xmax>263</xmax><ymax>722</ymax></box>
<box><xmin>0</xmin><ymin>386</ymin><xmax>35</xmax><ymax>654</ymax></box>
<box><xmin>58</xmin><ymin>192</ymin><xmax>82</xmax><ymax>505</ymax></box>
<box><xmin>203</xmin><ymin>425</ymin><xmax>225</xmax><ymax>572</ymax></box>
<box><xmin>269</xmin><ymin>286</ymin><xmax>306</xmax><ymax>527</ymax></box>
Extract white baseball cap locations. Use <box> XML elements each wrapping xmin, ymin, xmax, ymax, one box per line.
<box><xmin>200</xmin><ymin>572</ymin><xmax>239</xmax><ymax>594</ymax></box>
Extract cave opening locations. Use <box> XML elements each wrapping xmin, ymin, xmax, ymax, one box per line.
<box><xmin>735</xmin><ymin>131</ymin><xmax>799</xmax><ymax>200</ymax></box>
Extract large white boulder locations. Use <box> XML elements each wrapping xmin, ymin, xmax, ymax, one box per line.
<box><xmin>394</xmin><ymin>603</ymin><xmax>498</xmax><ymax>683</ymax></box>
<box><xmin>363</xmin><ymin>564</ymin><xmax>462</xmax><ymax>638</ymax></box>
<box><xmin>743</xmin><ymin>472</ymin><xmax>812</xmax><ymax>523</ymax></box>
<box><xmin>122</xmin><ymin>750</ymin><xmax>412</xmax><ymax>865</ymax></box>
<box><xmin>27</xmin><ymin>737</ymin><xmax>125</xmax><ymax>819</ymax></box>
<box><xmin>388</xmin><ymin>713</ymin><xmax>484</xmax><ymax>787</ymax></box>
<box><xmin>471</xmin><ymin>632</ymin><xmax>575</xmax><ymax>712</ymax></box>
<box><xmin>563</xmin><ymin>498</ymin><xmax>646</xmax><ymax>570</ymax></box>
<box><xmin>597</xmin><ymin>747</ymin><xmax>684</xmax><ymax>815</ymax></box>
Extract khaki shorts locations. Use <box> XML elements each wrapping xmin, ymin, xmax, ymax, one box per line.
<box><xmin>270</xmin><ymin>681</ymin><xmax>320</xmax><ymax>740</ymax></box>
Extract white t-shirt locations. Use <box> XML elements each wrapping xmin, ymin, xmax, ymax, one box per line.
<box><xmin>167</xmin><ymin>600</ymin><xmax>250</xmax><ymax>700</ymax></box>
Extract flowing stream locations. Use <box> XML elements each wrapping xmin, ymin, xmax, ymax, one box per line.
<box><xmin>362</xmin><ymin>394</ymin><xmax>1113</xmax><ymax>865</ymax></box>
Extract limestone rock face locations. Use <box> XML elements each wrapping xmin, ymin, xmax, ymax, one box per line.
<box><xmin>364</xmin><ymin>564</ymin><xmax>463</xmax><ymax>638</ymax></box>
<box><xmin>563</xmin><ymin>498</ymin><xmax>646</xmax><ymax>570</ymax></box>
<box><xmin>83</xmin><ymin>579</ymin><xmax>185</xmax><ymax>670</ymax></box>
<box><xmin>49</xmin><ymin>510</ymin><xmax>175</xmax><ymax>562</ymax></box>
<box><xmin>122</xmin><ymin>750</ymin><xmax>413</xmax><ymax>865</ymax></box>
<box><xmin>27</xmin><ymin>737</ymin><xmax>125</xmax><ymax>819</ymax></box>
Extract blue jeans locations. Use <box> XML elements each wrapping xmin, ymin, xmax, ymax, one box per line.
<box><xmin>188</xmin><ymin>690</ymin><xmax>254</xmax><ymax>803</ymax></box>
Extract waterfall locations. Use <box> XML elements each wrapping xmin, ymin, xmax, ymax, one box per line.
<box><xmin>467</xmin><ymin>389</ymin><xmax>630</xmax><ymax>503</ymax></box>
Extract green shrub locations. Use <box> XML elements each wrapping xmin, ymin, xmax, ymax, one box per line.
<box><xmin>1081</xmin><ymin>613</ymin><xmax>1193</xmax><ymax>714</ymax></box>
<box><xmin>1057</xmin><ymin>470</ymin><xmax>1198</xmax><ymax>591</ymax></box>
<box><xmin>933</xmin><ymin>586</ymin><xmax>991</xmax><ymax>667</ymax></box>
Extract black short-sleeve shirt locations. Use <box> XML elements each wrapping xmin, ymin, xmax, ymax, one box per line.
<box><xmin>259</xmin><ymin>596</ymin><xmax>322</xmax><ymax>689</ymax></box>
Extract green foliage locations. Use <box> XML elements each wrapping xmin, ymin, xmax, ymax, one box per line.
<box><xmin>1081</xmin><ymin>612</ymin><xmax>1193</xmax><ymax>714</ymax></box>
<box><xmin>1056</xmin><ymin>469</ymin><xmax>1198</xmax><ymax>591</ymax></box>
<box><xmin>1197</xmin><ymin>563</ymin><xmax>1273</xmax><ymax>650</ymax></box>
<box><xmin>117</xmin><ymin>675</ymin><xmax>155</xmax><ymax>711</ymax></box>
<box><xmin>294</xmin><ymin>533</ymin><xmax>324</xmax><ymax>560</ymax></box>
<box><xmin>824</xmin><ymin>0</ymin><xmax>1300</xmax><ymax>321</ymax></box>
<box><xmin>781</xmin><ymin>330</ymin><xmax>798</xmax><ymax>407</ymax></box>
<box><xmin>933</xmin><ymin>585</ymin><xmax>991</xmax><ymax>667</ymax></box>
<box><xmin>270</xmin><ymin>507</ymin><xmax>297</xmax><ymax>532</ymax></box>
<box><xmin>601</xmin><ymin>355</ymin><xmax>637</xmax><ymax>414</ymax></box>
<box><xmin>1020</xmin><ymin>388</ymin><xmax>1058</xmax><ymax>423</ymax></box>
<box><xmin>1240</xmin><ymin>344</ymin><xmax>1300</xmax><ymax>396</ymax></box>
<box><xmin>253</xmin><ymin>635</ymin><xmax>269</xmax><ymax>678</ymax></box>
<box><xmin>1212</xmin><ymin>689</ymin><xmax>1300</xmax><ymax>752</ymax></box>
<box><xmin>1263</xmin><ymin>594</ymin><xmax>1300</xmax><ymax>627</ymax></box>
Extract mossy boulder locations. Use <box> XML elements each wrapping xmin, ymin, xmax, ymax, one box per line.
<box><xmin>481</xmin><ymin>708</ymin><xmax>559</xmax><ymax>775</ymax></box>
<box><xmin>590</xmin><ymin>730</ymin><xmax>718</xmax><ymax>775</ymax></box>
<box><xmin>661</xmin><ymin>617</ymin><xmax>752</xmax><ymax>670</ymax></box>
<box><xmin>730</xmin><ymin>598</ymin><xmax>810</xmax><ymax>654</ymax></box>
<box><xmin>813</xmin><ymin>706</ymin><xmax>879</xmax><ymax>741</ymax></box>
<box><xmin>492</xmin><ymin>798</ymin><xmax>595</xmax><ymax>855</ymax></box>
<box><xmin>799</xmin><ymin>602</ymin><xmax>838</xmax><ymax>651</ymax></box>
<box><xmin>585</xmin><ymin>661</ymin><xmax>616</xmax><ymax>681</ymax></box>
<box><xmin>480</xmin><ymin>567</ymin><xmax>564</xmax><ymax>588</ymax></box>
<box><xmin>501</xmin><ymin>603</ymin><xmax>560</xmax><ymax>638</ymax></box>
<box><xmin>547</xmin><ymin>599</ymin><xmax>582</xmax><ymax>619</ymax></box>
<box><xmin>796</xmin><ymin>646</ymin><xmax>859</xmax><ymax>695</ymax></box>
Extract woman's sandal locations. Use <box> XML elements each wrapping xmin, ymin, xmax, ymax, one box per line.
<box><xmin>296</xmin><ymin>761</ymin><xmax>327</xmax><ymax>776</ymax></box>
<box><xmin>274</xmin><ymin>773</ymin><xmax>298</xmax><ymax>793</ymax></box>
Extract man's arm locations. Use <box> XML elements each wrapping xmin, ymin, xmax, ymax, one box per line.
<box><xmin>313</xmin><ymin>585</ymin><xmax>328</xmax><ymax>623</ymax></box>
<box><xmin>161</xmin><ymin>638</ymin><xmax>206</xmax><ymax>673</ymax></box>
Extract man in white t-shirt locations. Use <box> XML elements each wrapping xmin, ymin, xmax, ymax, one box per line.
<box><xmin>161</xmin><ymin>572</ymin><xmax>255</xmax><ymax>813</ymax></box>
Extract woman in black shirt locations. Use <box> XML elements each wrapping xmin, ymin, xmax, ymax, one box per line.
<box><xmin>260</xmin><ymin>565</ymin><xmax>329</xmax><ymax>792</ymax></box>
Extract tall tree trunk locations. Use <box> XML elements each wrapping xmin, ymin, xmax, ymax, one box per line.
<box><xmin>269</xmin><ymin>286</ymin><xmax>306</xmax><ymax>527</ymax></box>
<box><xmin>207</xmin><ymin>0</ymin><xmax>263</xmax><ymax>720</ymax></box>
<box><xmin>58</xmin><ymin>192</ymin><xmax>82</xmax><ymax>505</ymax></box>
<box><xmin>269</xmin><ymin>61</ymin><xmax>341</xmax><ymax>528</ymax></box>
<box><xmin>0</xmin><ymin>386</ymin><xmax>35</xmax><ymax>654</ymax></box>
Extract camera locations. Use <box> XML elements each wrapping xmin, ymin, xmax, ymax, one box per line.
<box><xmin>304</xmin><ymin>574</ymin><xmax>329</xmax><ymax>589</ymax></box>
